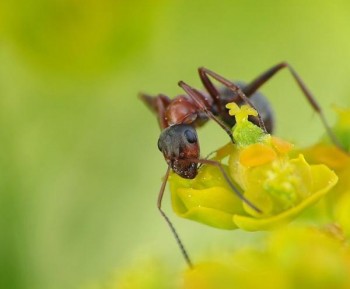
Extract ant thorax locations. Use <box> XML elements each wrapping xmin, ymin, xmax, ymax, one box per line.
<box><xmin>165</xmin><ymin>95</ymin><xmax>201</xmax><ymax>126</ymax></box>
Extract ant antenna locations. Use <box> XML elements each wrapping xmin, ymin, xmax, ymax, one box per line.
<box><xmin>157</xmin><ymin>166</ymin><xmax>193</xmax><ymax>268</ymax></box>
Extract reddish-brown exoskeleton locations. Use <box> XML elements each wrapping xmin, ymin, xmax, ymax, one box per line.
<box><xmin>140</xmin><ymin>62</ymin><xmax>340</xmax><ymax>268</ymax></box>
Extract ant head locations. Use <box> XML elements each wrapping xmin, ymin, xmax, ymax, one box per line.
<box><xmin>158</xmin><ymin>124</ymin><xmax>200</xmax><ymax>179</ymax></box>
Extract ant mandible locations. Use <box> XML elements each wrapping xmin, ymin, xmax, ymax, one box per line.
<box><xmin>140</xmin><ymin>62</ymin><xmax>340</xmax><ymax>268</ymax></box>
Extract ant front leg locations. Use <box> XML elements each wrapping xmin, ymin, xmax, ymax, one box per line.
<box><xmin>242</xmin><ymin>62</ymin><xmax>343</xmax><ymax>150</ymax></box>
<box><xmin>189</xmin><ymin>158</ymin><xmax>262</xmax><ymax>213</ymax></box>
<box><xmin>198</xmin><ymin>67</ymin><xmax>268</xmax><ymax>133</ymax></box>
<box><xmin>178</xmin><ymin>81</ymin><xmax>235</xmax><ymax>143</ymax></box>
<box><xmin>139</xmin><ymin>93</ymin><xmax>171</xmax><ymax>129</ymax></box>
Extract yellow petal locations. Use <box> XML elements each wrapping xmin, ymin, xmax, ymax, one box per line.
<box><xmin>239</xmin><ymin>143</ymin><xmax>277</xmax><ymax>167</ymax></box>
<box><xmin>213</xmin><ymin>143</ymin><xmax>235</xmax><ymax>161</ymax></box>
<box><xmin>179</xmin><ymin>207</ymin><xmax>238</xmax><ymax>230</ymax></box>
<box><xmin>334</xmin><ymin>191</ymin><xmax>350</xmax><ymax>238</ymax></box>
<box><xmin>271</xmin><ymin>136</ymin><xmax>294</xmax><ymax>154</ymax></box>
<box><xmin>233</xmin><ymin>165</ymin><xmax>338</xmax><ymax>231</ymax></box>
<box><xmin>302</xmin><ymin>143</ymin><xmax>350</xmax><ymax>170</ymax></box>
<box><xmin>174</xmin><ymin>187</ymin><xmax>242</xmax><ymax>214</ymax></box>
<box><xmin>170</xmin><ymin>185</ymin><xmax>244</xmax><ymax>230</ymax></box>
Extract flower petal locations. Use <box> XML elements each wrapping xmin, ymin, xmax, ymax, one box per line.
<box><xmin>233</xmin><ymin>165</ymin><xmax>338</xmax><ymax>231</ymax></box>
<box><xmin>239</xmin><ymin>143</ymin><xmax>277</xmax><ymax>167</ymax></box>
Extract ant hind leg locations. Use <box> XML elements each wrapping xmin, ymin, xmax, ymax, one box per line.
<box><xmin>242</xmin><ymin>62</ymin><xmax>343</xmax><ymax>150</ymax></box>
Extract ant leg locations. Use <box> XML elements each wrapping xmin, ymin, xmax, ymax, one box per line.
<box><xmin>157</xmin><ymin>166</ymin><xmax>193</xmax><ymax>268</ymax></box>
<box><xmin>139</xmin><ymin>93</ymin><xmax>170</xmax><ymax>129</ymax></box>
<box><xmin>198</xmin><ymin>67</ymin><xmax>225</xmax><ymax>115</ymax></box>
<box><xmin>198</xmin><ymin>67</ymin><xmax>268</xmax><ymax>133</ymax></box>
<box><xmin>198</xmin><ymin>150</ymin><xmax>217</xmax><ymax>170</ymax></box>
<box><xmin>190</xmin><ymin>158</ymin><xmax>262</xmax><ymax>213</ymax></box>
<box><xmin>203</xmin><ymin>142</ymin><xmax>235</xmax><ymax>162</ymax></box>
<box><xmin>178</xmin><ymin>81</ymin><xmax>235</xmax><ymax>143</ymax></box>
<box><xmin>242</xmin><ymin>63</ymin><xmax>288</xmax><ymax>97</ymax></box>
<box><xmin>242</xmin><ymin>62</ymin><xmax>342</xmax><ymax>149</ymax></box>
<box><xmin>213</xmin><ymin>143</ymin><xmax>235</xmax><ymax>161</ymax></box>
<box><xmin>199</xmin><ymin>142</ymin><xmax>235</xmax><ymax>169</ymax></box>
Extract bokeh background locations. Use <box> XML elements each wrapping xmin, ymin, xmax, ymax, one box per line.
<box><xmin>1</xmin><ymin>1</ymin><xmax>350</xmax><ymax>288</ymax></box>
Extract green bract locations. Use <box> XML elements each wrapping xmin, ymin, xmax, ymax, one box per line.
<box><xmin>168</xmin><ymin>103</ymin><xmax>338</xmax><ymax>231</ymax></box>
<box><xmin>228</xmin><ymin>102</ymin><xmax>267</xmax><ymax>146</ymax></box>
<box><xmin>232</xmin><ymin>119</ymin><xmax>267</xmax><ymax>146</ymax></box>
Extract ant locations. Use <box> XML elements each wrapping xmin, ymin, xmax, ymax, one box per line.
<box><xmin>140</xmin><ymin>62</ymin><xmax>341</xmax><ymax>268</ymax></box>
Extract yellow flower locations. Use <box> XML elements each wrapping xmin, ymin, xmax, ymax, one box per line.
<box><xmin>169</xmin><ymin>104</ymin><xmax>338</xmax><ymax>231</ymax></box>
<box><xmin>183</xmin><ymin>227</ymin><xmax>350</xmax><ymax>289</ymax></box>
<box><xmin>102</xmin><ymin>259</ymin><xmax>177</xmax><ymax>289</ymax></box>
<box><xmin>301</xmin><ymin>106</ymin><xmax>350</xmax><ymax>236</ymax></box>
<box><xmin>104</xmin><ymin>227</ymin><xmax>350</xmax><ymax>289</ymax></box>
<box><xmin>169</xmin><ymin>164</ymin><xmax>244</xmax><ymax>230</ymax></box>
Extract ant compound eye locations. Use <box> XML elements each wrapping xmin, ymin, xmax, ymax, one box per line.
<box><xmin>157</xmin><ymin>138</ymin><xmax>162</xmax><ymax>151</ymax></box>
<box><xmin>184</xmin><ymin>129</ymin><xmax>197</xmax><ymax>144</ymax></box>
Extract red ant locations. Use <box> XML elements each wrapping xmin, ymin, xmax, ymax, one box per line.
<box><xmin>140</xmin><ymin>62</ymin><xmax>341</xmax><ymax>268</ymax></box>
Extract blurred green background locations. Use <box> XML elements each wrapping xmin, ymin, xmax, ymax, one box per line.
<box><xmin>1</xmin><ymin>1</ymin><xmax>350</xmax><ymax>288</ymax></box>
